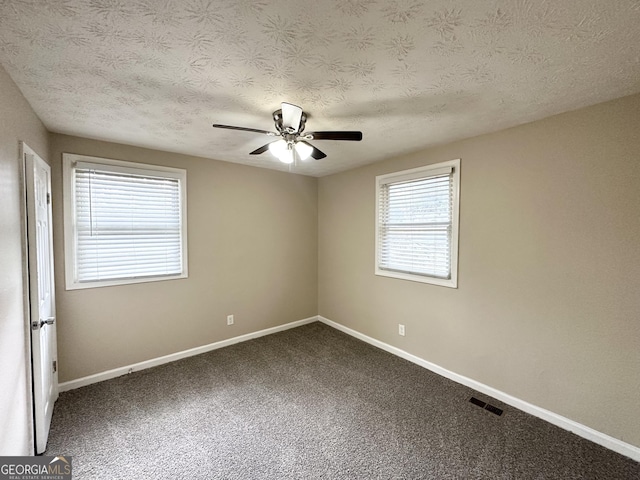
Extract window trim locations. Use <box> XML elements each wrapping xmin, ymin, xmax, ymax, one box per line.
<box><xmin>375</xmin><ymin>159</ymin><xmax>460</xmax><ymax>288</ymax></box>
<box><xmin>62</xmin><ymin>153</ymin><xmax>188</xmax><ymax>290</ymax></box>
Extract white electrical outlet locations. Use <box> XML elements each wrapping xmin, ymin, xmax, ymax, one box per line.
<box><xmin>398</xmin><ymin>324</ymin><xmax>405</xmax><ymax>336</ymax></box>
<box><xmin>227</xmin><ymin>315</ymin><xmax>234</xmax><ymax>325</ymax></box>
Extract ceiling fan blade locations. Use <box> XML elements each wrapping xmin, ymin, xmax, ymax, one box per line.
<box><xmin>300</xmin><ymin>141</ymin><xmax>327</xmax><ymax>160</ymax></box>
<box><xmin>281</xmin><ymin>102</ymin><xmax>303</xmax><ymax>132</ymax></box>
<box><xmin>307</xmin><ymin>131</ymin><xmax>363</xmax><ymax>141</ymax></box>
<box><xmin>212</xmin><ymin>124</ymin><xmax>274</xmax><ymax>135</ymax></box>
<box><xmin>249</xmin><ymin>143</ymin><xmax>273</xmax><ymax>155</ymax></box>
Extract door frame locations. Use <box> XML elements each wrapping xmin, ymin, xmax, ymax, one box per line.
<box><xmin>19</xmin><ymin>143</ymin><xmax>36</xmax><ymax>454</ymax></box>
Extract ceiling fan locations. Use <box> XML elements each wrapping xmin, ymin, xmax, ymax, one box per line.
<box><xmin>212</xmin><ymin>102</ymin><xmax>363</xmax><ymax>164</ymax></box>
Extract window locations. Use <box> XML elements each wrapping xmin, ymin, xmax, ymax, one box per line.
<box><xmin>375</xmin><ymin>159</ymin><xmax>460</xmax><ymax>288</ymax></box>
<box><xmin>63</xmin><ymin>154</ymin><xmax>188</xmax><ymax>289</ymax></box>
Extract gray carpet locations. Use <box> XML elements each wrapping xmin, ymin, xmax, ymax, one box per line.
<box><xmin>46</xmin><ymin>322</ymin><xmax>640</xmax><ymax>479</ymax></box>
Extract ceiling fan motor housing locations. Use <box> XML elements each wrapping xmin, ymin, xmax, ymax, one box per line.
<box><xmin>273</xmin><ymin>109</ymin><xmax>307</xmax><ymax>134</ymax></box>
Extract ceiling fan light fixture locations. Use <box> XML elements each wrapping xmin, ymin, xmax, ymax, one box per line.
<box><xmin>268</xmin><ymin>139</ymin><xmax>295</xmax><ymax>164</ymax></box>
<box><xmin>281</xmin><ymin>148</ymin><xmax>295</xmax><ymax>164</ymax></box>
<box><xmin>268</xmin><ymin>138</ymin><xmax>287</xmax><ymax>157</ymax></box>
<box><xmin>294</xmin><ymin>141</ymin><xmax>312</xmax><ymax>161</ymax></box>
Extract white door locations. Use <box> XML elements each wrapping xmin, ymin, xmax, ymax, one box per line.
<box><xmin>23</xmin><ymin>142</ymin><xmax>58</xmax><ymax>454</ymax></box>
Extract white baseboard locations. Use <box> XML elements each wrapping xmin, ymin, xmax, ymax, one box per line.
<box><xmin>318</xmin><ymin>316</ymin><xmax>640</xmax><ymax>463</ymax></box>
<box><xmin>58</xmin><ymin>316</ymin><xmax>318</xmax><ymax>393</ymax></box>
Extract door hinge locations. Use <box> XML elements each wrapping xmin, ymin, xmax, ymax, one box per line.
<box><xmin>46</xmin><ymin>193</ymin><xmax>51</xmax><ymax>204</ymax></box>
<box><xmin>52</xmin><ymin>360</ymin><xmax>57</xmax><ymax>374</ymax></box>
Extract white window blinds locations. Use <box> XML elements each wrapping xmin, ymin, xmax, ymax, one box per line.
<box><xmin>71</xmin><ymin>160</ymin><xmax>185</xmax><ymax>284</ymax></box>
<box><xmin>377</xmin><ymin>164</ymin><xmax>457</xmax><ymax>283</ymax></box>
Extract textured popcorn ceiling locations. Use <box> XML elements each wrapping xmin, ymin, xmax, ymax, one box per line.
<box><xmin>1</xmin><ymin>1</ymin><xmax>639</xmax><ymax>176</ymax></box>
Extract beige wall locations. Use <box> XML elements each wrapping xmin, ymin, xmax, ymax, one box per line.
<box><xmin>0</xmin><ymin>66</ymin><xmax>50</xmax><ymax>455</ymax></box>
<box><xmin>49</xmin><ymin>135</ymin><xmax>318</xmax><ymax>383</ymax></box>
<box><xmin>318</xmin><ymin>93</ymin><xmax>640</xmax><ymax>448</ymax></box>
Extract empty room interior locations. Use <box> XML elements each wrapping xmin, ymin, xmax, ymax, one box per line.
<box><xmin>1</xmin><ymin>1</ymin><xmax>639</xmax><ymax>478</ymax></box>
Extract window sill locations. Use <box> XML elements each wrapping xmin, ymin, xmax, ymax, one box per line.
<box><xmin>375</xmin><ymin>268</ymin><xmax>457</xmax><ymax>288</ymax></box>
<box><xmin>65</xmin><ymin>272</ymin><xmax>188</xmax><ymax>290</ymax></box>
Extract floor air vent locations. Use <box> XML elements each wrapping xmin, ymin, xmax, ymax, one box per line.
<box><xmin>469</xmin><ymin>397</ymin><xmax>503</xmax><ymax>416</ymax></box>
